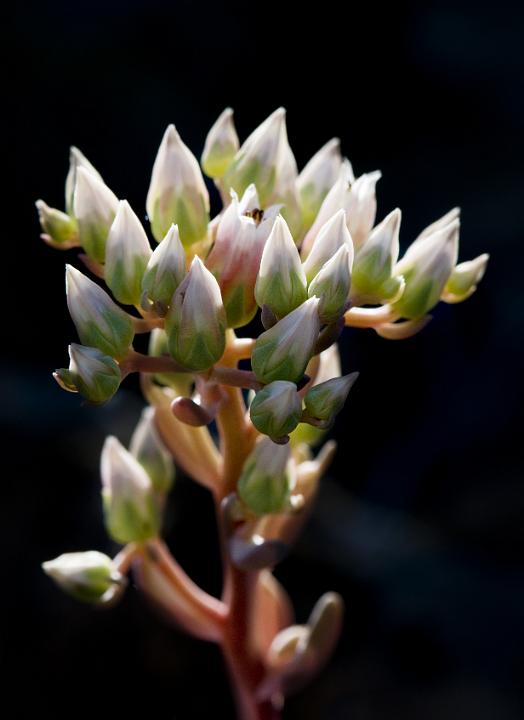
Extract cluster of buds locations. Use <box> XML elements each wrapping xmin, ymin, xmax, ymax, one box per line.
<box><xmin>39</xmin><ymin>108</ymin><xmax>488</xmax><ymax>717</ymax></box>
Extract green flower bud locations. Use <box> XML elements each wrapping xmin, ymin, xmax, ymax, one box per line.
<box><xmin>201</xmin><ymin>107</ymin><xmax>239</xmax><ymax>178</ymax></box>
<box><xmin>65</xmin><ymin>146</ymin><xmax>103</xmax><ymax>215</ymax></box>
<box><xmin>146</xmin><ymin>124</ymin><xmax>210</xmax><ymax>245</ymax></box>
<box><xmin>302</xmin><ymin>208</ymin><xmax>354</xmax><ymax>283</ymax></box>
<box><xmin>249</xmin><ymin>381</ymin><xmax>302</xmax><ymax>439</ymax></box>
<box><xmin>105</xmin><ymin>200</ymin><xmax>152</xmax><ymax>305</ymax></box>
<box><xmin>442</xmin><ymin>253</ymin><xmax>489</xmax><ymax>303</ymax></box>
<box><xmin>35</xmin><ymin>200</ymin><xmax>78</xmax><ymax>248</ymax></box>
<box><xmin>255</xmin><ymin>215</ymin><xmax>307</xmax><ymax>318</ymax></box>
<box><xmin>252</xmin><ymin>297</ymin><xmax>320</xmax><ymax>384</ymax></box>
<box><xmin>54</xmin><ymin>344</ymin><xmax>121</xmax><ymax>404</ymax></box>
<box><xmin>304</xmin><ymin>372</ymin><xmax>359</xmax><ymax>422</ymax></box>
<box><xmin>65</xmin><ymin>265</ymin><xmax>134</xmax><ymax>359</ymax></box>
<box><xmin>42</xmin><ymin>551</ymin><xmax>123</xmax><ymax>604</ymax></box>
<box><xmin>165</xmin><ymin>256</ymin><xmax>226</xmax><ymax>371</ymax></box>
<box><xmin>308</xmin><ymin>244</ymin><xmax>351</xmax><ymax>323</ymax></box>
<box><xmin>297</xmin><ymin>138</ymin><xmax>343</xmax><ymax>230</ymax></box>
<box><xmin>142</xmin><ymin>224</ymin><xmax>186</xmax><ymax>314</ymax></box>
<box><xmin>130</xmin><ymin>406</ymin><xmax>175</xmax><ymax>494</ymax></box>
<box><xmin>73</xmin><ymin>166</ymin><xmax>119</xmax><ymax>263</ymax></box>
<box><xmin>351</xmin><ymin>208</ymin><xmax>404</xmax><ymax>304</ymax></box>
<box><xmin>101</xmin><ymin>436</ymin><xmax>160</xmax><ymax>544</ymax></box>
<box><xmin>238</xmin><ymin>438</ymin><xmax>294</xmax><ymax>515</ymax></box>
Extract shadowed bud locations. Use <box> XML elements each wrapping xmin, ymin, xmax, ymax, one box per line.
<box><xmin>54</xmin><ymin>343</ymin><xmax>121</xmax><ymax>404</ymax></box>
<box><xmin>201</xmin><ymin>107</ymin><xmax>239</xmax><ymax>178</ymax></box>
<box><xmin>302</xmin><ymin>209</ymin><xmax>354</xmax><ymax>283</ymax></box>
<box><xmin>238</xmin><ymin>438</ymin><xmax>294</xmax><ymax>515</ymax></box>
<box><xmin>73</xmin><ymin>166</ymin><xmax>119</xmax><ymax>263</ymax></box>
<box><xmin>65</xmin><ymin>146</ymin><xmax>103</xmax><ymax>215</ymax></box>
<box><xmin>442</xmin><ymin>253</ymin><xmax>489</xmax><ymax>303</ymax></box>
<box><xmin>345</xmin><ymin>171</ymin><xmax>381</xmax><ymax>249</ymax></box>
<box><xmin>351</xmin><ymin>208</ymin><xmax>404</xmax><ymax>304</ymax></box>
<box><xmin>42</xmin><ymin>551</ymin><xmax>123</xmax><ymax>604</ymax></box>
<box><xmin>255</xmin><ymin>215</ymin><xmax>307</xmax><ymax>318</ymax></box>
<box><xmin>249</xmin><ymin>381</ymin><xmax>302</xmax><ymax>440</ymax></box>
<box><xmin>105</xmin><ymin>200</ymin><xmax>152</xmax><ymax>305</ymax></box>
<box><xmin>165</xmin><ymin>256</ymin><xmax>226</xmax><ymax>371</ymax></box>
<box><xmin>130</xmin><ymin>406</ymin><xmax>175</xmax><ymax>493</ymax></box>
<box><xmin>101</xmin><ymin>436</ymin><xmax>159</xmax><ymax>544</ymax></box>
<box><xmin>146</xmin><ymin>124</ymin><xmax>210</xmax><ymax>245</ymax></box>
<box><xmin>252</xmin><ymin>297</ymin><xmax>320</xmax><ymax>384</ymax></box>
<box><xmin>142</xmin><ymin>224</ymin><xmax>186</xmax><ymax>314</ymax></box>
<box><xmin>308</xmin><ymin>244</ymin><xmax>351</xmax><ymax>323</ymax></box>
<box><xmin>65</xmin><ymin>265</ymin><xmax>134</xmax><ymax>358</ymax></box>
<box><xmin>298</xmin><ymin>138</ymin><xmax>343</xmax><ymax>230</ymax></box>
<box><xmin>224</xmin><ymin>108</ymin><xmax>287</xmax><ymax>206</ymax></box>
<box><xmin>304</xmin><ymin>372</ymin><xmax>359</xmax><ymax>423</ymax></box>
<box><xmin>35</xmin><ymin>200</ymin><xmax>78</xmax><ymax>248</ymax></box>
<box><xmin>394</xmin><ymin>218</ymin><xmax>460</xmax><ymax>319</ymax></box>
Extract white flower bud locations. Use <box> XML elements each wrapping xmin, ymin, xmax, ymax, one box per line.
<box><xmin>308</xmin><ymin>244</ymin><xmax>351</xmax><ymax>323</ymax></box>
<box><xmin>442</xmin><ymin>253</ymin><xmax>489</xmax><ymax>303</ymax></box>
<box><xmin>165</xmin><ymin>256</ymin><xmax>226</xmax><ymax>371</ymax></box>
<box><xmin>252</xmin><ymin>297</ymin><xmax>320</xmax><ymax>384</ymax></box>
<box><xmin>65</xmin><ymin>264</ymin><xmax>134</xmax><ymax>358</ymax></box>
<box><xmin>101</xmin><ymin>436</ymin><xmax>159</xmax><ymax>544</ymax></box>
<box><xmin>255</xmin><ymin>215</ymin><xmax>307</xmax><ymax>318</ymax></box>
<box><xmin>249</xmin><ymin>381</ymin><xmax>302</xmax><ymax>439</ymax></box>
<box><xmin>73</xmin><ymin>166</ymin><xmax>119</xmax><ymax>263</ymax></box>
<box><xmin>201</xmin><ymin>107</ymin><xmax>239</xmax><ymax>178</ymax></box>
<box><xmin>54</xmin><ymin>343</ymin><xmax>121</xmax><ymax>404</ymax></box>
<box><xmin>65</xmin><ymin>146</ymin><xmax>103</xmax><ymax>215</ymax></box>
<box><xmin>302</xmin><ymin>209</ymin><xmax>354</xmax><ymax>283</ymax></box>
<box><xmin>297</xmin><ymin>138</ymin><xmax>344</xmax><ymax>230</ymax></box>
<box><xmin>238</xmin><ymin>437</ymin><xmax>294</xmax><ymax>515</ymax></box>
<box><xmin>35</xmin><ymin>200</ymin><xmax>78</xmax><ymax>248</ymax></box>
<box><xmin>130</xmin><ymin>406</ymin><xmax>175</xmax><ymax>493</ymax></box>
<box><xmin>142</xmin><ymin>224</ymin><xmax>186</xmax><ymax>314</ymax></box>
<box><xmin>345</xmin><ymin>171</ymin><xmax>381</xmax><ymax>249</ymax></box>
<box><xmin>304</xmin><ymin>372</ymin><xmax>359</xmax><ymax>422</ymax></box>
<box><xmin>105</xmin><ymin>200</ymin><xmax>152</xmax><ymax>305</ymax></box>
<box><xmin>414</xmin><ymin>207</ymin><xmax>461</xmax><ymax>245</ymax></box>
<box><xmin>42</xmin><ymin>551</ymin><xmax>122</xmax><ymax>604</ymax></box>
<box><xmin>146</xmin><ymin>124</ymin><xmax>210</xmax><ymax>245</ymax></box>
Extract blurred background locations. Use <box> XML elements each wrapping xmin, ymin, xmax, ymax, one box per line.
<box><xmin>7</xmin><ymin>0</ymin><xmax>524</xmax><ymax>717</ymax></box>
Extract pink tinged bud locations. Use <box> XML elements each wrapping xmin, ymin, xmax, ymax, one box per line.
<box><xmin>442</xmin><ymin>253</ymin><xmax>489</xmax><ymax>303</ymax></box>
<box><xmin>146</xmin><ymin>124</ymin><xmax>210</xmax><ymax>245</ymax></box>
<box><xmin>65</xmin><ymin>146</ymin><xmax>103</xmax><ymax>215</ymax></box>
<box><xmin>105</xmin><ymin>200</ymin><xmax>152</xmax><ymax>305</ymax></box>
<box><xmin>308</xmin><ymin>244</ymin><xmax>352</xmax><ymax>323</ymax></box>
<box><xmin>304</xmin><ymin>372</ymin><xmax>359</xmax><ymax>422</ymax></box>
<box><xmin>201</xmin><ymin>107</ymin><xmax>239</xmax><ymax>179</ymax></box>
<box><xmin>165</xmin><ymin>256</ymin><xmax>226</xmax><ymax>371</ymax></box>
<box><xmin>73</xmin><ymin>166</ymin><xmax>119</xmax><ymax>263</ymax></box>
<box><xmin>35</xmin><ymin>200</ymin><xmax>78</xmax><ymax>249</ymax></box>
<box><xmin>273</xmin><ymin>132</ymin><xmax>303</xmax><ymax>238</ymax></box>
<box><xmin>249</xmin><ymin>380</ymin><xmax>302</xmax><ymax>440</ymax></box>
<box><xmin>297</xmin><ymin>138</ymin><xmax>343</xmax><ymax>230</ymax></box>
<box><xmin>302</xmin><ymin>208</ymin><xmax>354</xmax><ymax>283</ymax></box>
<box><xmin>54</xmin><ymin>343</ymin><xmax>121</xmax><ymax>404</ymax></box>
<box><xmin>141</xmin><ymin>224</ymin><xmax>186</xmax><ymax>315</ymax></box>
<box><xmin>414</xmin><ymin>207</ymin><xmax>461</xmax><ymax>246</ymax></box>
<box><xmin>252</xmin><ymin>297</ymin><xmax>321</xmax><ymax>384</ymax></box>
<box><xmin>255</xmin><ymin>215</ymin><xmax>307</xmax><ymax>319</ymax></box>
<box><xmin>42</xmin><ymin>551</ymin><xmax>123</xmax><ymax>604</ymax></box>
<box><xmin>65</xmin><ymin>264</ymin><xmax>134</xmax><ymax>358</ymax></box>
<box><xmin>130</xmin><ymin>406</ymin><xmax>175</xmax><ymax>494</ymax></box>
<box><xmin>345</xmin><ymin>171</ymin><xmax>382</xmax><ymax>249</ymax></box>
<box><xmin>237</xmin><ymin>437</ymin><xmax>295</xmax><ymax>515</ymax></box>
<box><xmin>351</xmin><ymin>208</ymin><xmax>404</xmax><ymax>304</ymax></box>
<box><xmin>101</xmin><ymin>436</ymin><xmax>160</xmax><ymax>544</ymax></box>
<box><xmin>394</xmin><ymin>218</ymin><xmax>460</xmax><ymax>319</ymax></box>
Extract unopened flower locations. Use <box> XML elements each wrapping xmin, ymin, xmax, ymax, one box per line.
<box><xmin>54</xmin><ymin>343</ymin><xmax>121</xmax><ymax>404</ymax></box>
<box><xmin>302</xmin><ymin>208</ymin><xmax>354</xmax><ymax>283</ymax></box>
<box><xmin>255</xmin><ymin>215</ymin><xmax>307</xmax><ymax>319</ymax></box>
<box><xmin>42</xmin><ymin>551</ymin><xmax>122</xmax><ymax>604</ymax></box>
<box><xmin>65</xmin><ymin>265</ymin><xmax>134</xmax><ymax>358</ymax></box>
<box><xmin>141</xmin><ymin>224</ymin><xmax>186</xmax><ymax>314</ymax></box>
<box><xmin>298</xmin><ymin>138</ymin><xmax>344</xmax><ymax>230</ymax></box>
<box><xmin>304</xmin><ymin>372</ymin><xmax>359</xmax><ymax>423</ymax></box>
<box><xmin>105</xmin><ymin>200</ymin><xmax>152</xmax><ymax>305</ymax></box>
<box><xmin>252</xmin><ymin>297</ymin><xmax>320</xmax><ymax>384</ymax></box>
<box><xmin>130</xmin><ymin>406</ymin><xmax>175</xmax><ymax>494</ymax></box>
<box><xmin>238</xmin><ymin>437</ymin><xmax>295</xmax><ymax>515</ymax></box>
<box><xmin>35</xmin><ymin>200</ymin><xmax>78</xmax><ymax>248</ymax></box>
<box><xmin>442</xmin><ymin>253</ymin><xmax>489</xmax><ymax>303</ymax></box>
<box><xmin>308</xmin><ymin>244</ymin><xmax>352</xmax><ymax>324</ymax></box>
<box><xmin>249</xmin><ymin>381</ymin><xmax>302</xmax><ymax>440</ymax></box>
<box><xmin>165</xmin><ymin>256</ymin><xmax>226</xmax><ymax>371</ymax></box>
<box><xmin>101</xmin><ymin>436</ymin><xmax>159</xmax><ymax>544</ymax></box>
<box><xmin>345</xmin><ymin>171</ymin><xmax>381</xmax><ymax>249</ymax></box>
<box><xmin>146</xmin><ymin>124</ymin><xmax>210</xmax><ymax>245</ymax></box>
<box><xmin>201</xmin><ymin>107</ymin><xmax>239</xmax><ymax>179</ymax></box>
<box><xmin>73</xmin><ymin>166</ymin><xmax>119</xmax><ymax>263</ymax></box>
<box><xmin>65</xmin><ymin>146</ymin><xmax>103</xmax><ymax>215</ymax></box>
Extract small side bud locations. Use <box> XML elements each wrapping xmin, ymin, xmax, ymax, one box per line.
<box><xmin>302</xmin><ymin>209</ymin><xmax>354</xmax><ymax>283</ymax></box>
<box><xmin>141</xmin><ymin>224</ymin><xmax>186</xmax><ymax>314</ymax></box>
<box><xmin>165</xmin><ymin>256</ymin><xmax>226</xmax><ymax>371</ymax></box>
<box><xmin>130</xmin><ymin>406</ymin><xmax>175</xmax><ymax>494</ymax></box>
<box><xmin>297</xmin><ymin>138</ymin><xmax>343</xmax><ymax>230</ymax></box>
<box><xmin>101</xmin><ymin>436</ymin><xmax>160</xmax><ymax>544</ymax></box>
<box><xmin>65</xmin><ymin>265</ymin><xmax>134</xmax><ymax>359</ymax></box>
<box><xmin>252</xmin><ymin>297</ymin><xmax>321</xmax><ymax>384</ymax></box>
<box><xmin>249</xmin><ymin>381</ymin><xmax>302</xmax><ymax>440</ymax></box>
<box><xmin>42</xmin><ymin>551</ymin><xmax>123</xmax><ymax>604</ymax></box>
<box><xmin>35</xmin><ymin>200</ymin><xmax>78</xmax><ymax>248</ymax></box>
<box><xmin>442</xmin><ymin>253</ymin><xmax>489</xmax><ymax>303</ymax></box>
<box><xmin>238</xmin><ymin>438</ymin><xmax>294</xmax><ymax>515</ymax></box>
<box><xmin>105</xmin><ymin>200</ymin><xmax>152</xmax><ymax>305</ymax></box>
<box><xmin>255</xmin><ymin>215</ymin><xmax>307</xmax><ymax>318</ymax></box>
<box><xmin>56</xmin><ymin>344</ymin><xmax>121</xmax><ymax>404</ymax></box>
<box><xmin>146</xmin><ymin>124</ymin><xmax>210</xmax><ymax>245</ymax></box>
<box><xmin>201</xmin><ymin>107</ymin><xmax>239</xmax><ymax>178</ymax></box>
<box><xmin>308</xmin><ymin>244</ymin><xmax>352</xmax><ymax>324</ymax></box>
<box><xmin>73</xmin><ymin>166</ymin><xmax>119</xmax><ymax>263</ymax></box>
<box><xmin>304</xmin><ymin>372</ymin><xmax>359</xmax><ymax>423</ymax></box>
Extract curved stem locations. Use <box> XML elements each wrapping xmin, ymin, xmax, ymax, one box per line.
<box><xmin>344</xmin><ymin>304</ymin><xmax>399</xmax><ymax>327</ymax></box>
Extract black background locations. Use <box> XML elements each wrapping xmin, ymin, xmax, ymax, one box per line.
<box><xmin>6</xmin><ymin>1</ymin><xmax>524</xmax><ymax>718</ymax></box>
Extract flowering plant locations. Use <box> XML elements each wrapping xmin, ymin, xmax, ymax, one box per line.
<box><xmin>38</xmin><ymin>107</ymin><xmax>488</xmax><ymax>719</ymax></box>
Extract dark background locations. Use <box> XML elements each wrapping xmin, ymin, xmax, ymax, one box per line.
<box><xmin>6</xmin><ymin>1</ymin><xmax>524</xmax><ymax>717</ymax></box>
